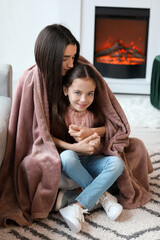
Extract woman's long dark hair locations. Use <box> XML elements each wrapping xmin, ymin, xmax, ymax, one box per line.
<box><xmin>53</xmin><ymin>63</ymin><xmax>105</xmax><ymax>141</ymax></box>
<box><xmin>34</xmin><ymin>24</ymin><xmax>80</xmax><ymax>133</ymax></box>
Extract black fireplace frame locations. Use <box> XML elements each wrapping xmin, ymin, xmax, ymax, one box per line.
<box><xmin>94</xmin><ymin>7</ymin><xmax>150</xmax><ymax>79</ymax></box>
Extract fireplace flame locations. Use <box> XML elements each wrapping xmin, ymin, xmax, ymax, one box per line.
<box><xmin>95</xmin><ymin>41</ymin><xmax>145</xmax><ymax>65</ymax></box>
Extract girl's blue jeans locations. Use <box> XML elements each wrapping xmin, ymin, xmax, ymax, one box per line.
<box><xmin>60</xmin><ymin>150</ymin><xmax>124</xmax><ymax>210</ymax></box>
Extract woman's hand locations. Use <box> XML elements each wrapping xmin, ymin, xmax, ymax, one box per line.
<box><xmin>88</xmin><ymin>133</ymin><xmax>100</xmax><ymax>148</ymax></box>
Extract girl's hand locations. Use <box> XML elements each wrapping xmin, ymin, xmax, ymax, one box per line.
<box><xmin>73</xmin><ymin>133</ymin><xmax>100</xmax><ymax>155</ymax></box>
<box><xmin>88</xmin><ymin>133</ymin><xmax>100</xmax><ymax>148</ymax></box>
<box><xmin>69</xmin><ymin>125</ymin><xmax>94</xmax><ymax>142</ymax></box>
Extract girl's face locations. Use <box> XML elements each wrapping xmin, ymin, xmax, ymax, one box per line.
<box><xmin>62</xmin><ymin>44</ymin><xmax>77</xmax><ymax>76</ymax></box>
<box><xmin>63</xmin><ymin>78</ymin><xmax>96</xmax><ymax>112</ymax></box>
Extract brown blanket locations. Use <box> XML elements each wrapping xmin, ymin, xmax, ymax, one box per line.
<box><xmin>0</xmin><ymin>57</ymin><xmax>153</xmax><ymax>227</ymax></box>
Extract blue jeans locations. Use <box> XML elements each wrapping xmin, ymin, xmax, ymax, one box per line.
<box><xmin>60</xmin><ymin>150</ymin><xmax>124</xmax><ymax>210</ymax></box>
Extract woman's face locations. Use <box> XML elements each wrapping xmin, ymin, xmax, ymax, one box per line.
<box><xmin>62</xmin><ymin>44</ymin><xmax>77</xmax><ymax>76</ymax></box>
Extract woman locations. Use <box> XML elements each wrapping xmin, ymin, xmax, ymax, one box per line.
<box><xmin>0</xmin><ymin>24</ymin><xmax>153</xmax><ymax>227</ymax></box>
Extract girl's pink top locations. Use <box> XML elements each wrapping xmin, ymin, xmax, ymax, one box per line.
<box><xmin>65</xmin><ymin>107</ymin><xmax>94</xmax><ymax>128</ymax></box>
<box><xmin>65</xmin><ymin>107</ymin><xmax>104</xmax><ymax>154</ymax></box>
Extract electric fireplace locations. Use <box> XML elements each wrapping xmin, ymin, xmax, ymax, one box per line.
<box><xmin>80</xmin><ymin>0</ymin><xmax>160</xmax><ymax>94</ymax></box>
<box><xmin>94</xmin><ymin>7</ymin><xmax>149</xmax><ymax>79</ymax></box>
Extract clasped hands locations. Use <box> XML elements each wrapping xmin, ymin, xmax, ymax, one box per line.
<box><xmin>68</xmin><ymin>124</ymin><xmax>100</xmax><ymax>155</ymax></box>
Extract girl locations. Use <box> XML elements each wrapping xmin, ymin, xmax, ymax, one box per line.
<box><xmin>52</xmin><ymin>63</ymin><xmax>124</xmax><ymax>233</ymax></box>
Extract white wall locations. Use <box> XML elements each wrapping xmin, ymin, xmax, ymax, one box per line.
<box><xmin>0</xmin><ymin>0</ymin><xmax>81</xmax><ymax>94</ymax></box>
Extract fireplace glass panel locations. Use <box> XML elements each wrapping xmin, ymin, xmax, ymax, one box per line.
<box><xmin>94</xmin><ymin>7</ymin><xmax>150</xmax><ymax>79</ymax></box>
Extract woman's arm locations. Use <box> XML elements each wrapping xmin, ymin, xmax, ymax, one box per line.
<box><xmin>52</xmin><ymin>133</ymin><xmax>100</xmax><ymax>155</ymax></box>
<box><xmin>53</xmin><ymin>136</ymin><xmax>75</xmax><ymax>151</ymax></box>
<box><xmin>68</xmin><ymin>125</ymin><xmax>106</xmax><ymax>142</ymax></box>
<box><xmin>92</xmin><ymin>126</ymin><xmax>106</xmax><ymax>137</ymax></box>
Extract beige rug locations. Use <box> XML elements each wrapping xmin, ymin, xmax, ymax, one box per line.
<box><xmin>115</xmin><ymin>94</ymin><xmax>160</xmax><ymax>129</ymax></box>
<box><xmin>0</xmin><ymin>146</ymin><xmax>160</xmax><ymax>240</ymax></box>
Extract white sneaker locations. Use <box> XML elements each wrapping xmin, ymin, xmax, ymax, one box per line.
<box><xmin>54</xmin><ymin>189</ymin><xmax>78</xmax><ymax>211</ymax></box>
<box><xmin>100</xmin><ymin>192</ymin><xmax>123</xmax><ymax>221</ymax></box>
<box><xmin>59</xmin><ymin>204</ymin><xmax>89</xmax><ymax>233</ymax></box>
